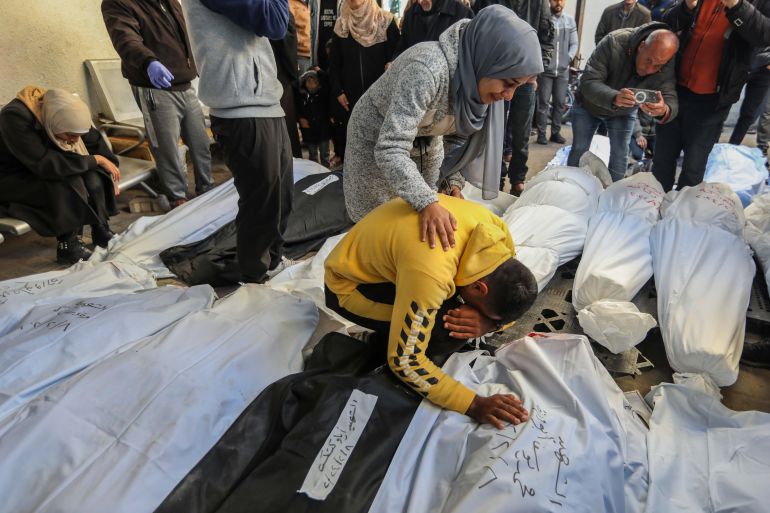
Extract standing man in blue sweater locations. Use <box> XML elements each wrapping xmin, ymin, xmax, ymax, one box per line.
<box><xmin>181</xmin><ymin>0</ymin><xmax>294</xmax><ymax>283</ymax></box>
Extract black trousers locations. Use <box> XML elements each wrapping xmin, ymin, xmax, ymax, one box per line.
<box><xmin>729</xmin><ymin>67</ymin><xmax>770</xmax><ymax>146</ymax></box>
<box><xmin>324</xmin><ymin>283</ymin><xmax>467</xmax><ymax>361</ymax></box>
<box><xmin>652</xmin><ymin>87</ymin><xmax>731</xmax><ymax>192</ymax></box>
<box><xmin>503</xmin><ymin>82</ymin><xmax>537</xmax><ymax>184</ymax></box>
<box><xmin>210</xmin><ymin>116</ymin><xmax>294</xmax><ymax>282</ymax></box>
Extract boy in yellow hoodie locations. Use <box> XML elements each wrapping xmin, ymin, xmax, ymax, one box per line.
<box><xmin>324</xmin><ymin>195</ymin><xmax>538</xmax><ymax>428</ymax></box>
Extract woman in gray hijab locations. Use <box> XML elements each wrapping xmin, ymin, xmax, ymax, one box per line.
<box><xmin>343</xmin><ymin>5</ymin><xmax>543</xmax><ymax>250</ymax></box>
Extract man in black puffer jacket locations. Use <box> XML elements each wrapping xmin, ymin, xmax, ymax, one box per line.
<box><xmin>652</xmin><ymin>0</ymin><xmax>770</xmax><ymax>192</ymax></box>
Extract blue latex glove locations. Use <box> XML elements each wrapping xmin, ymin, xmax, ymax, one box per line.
<box><xmin>147</xmin><ymin>60</ymin><xmax>175</xmax><ymax>89</ymax></box>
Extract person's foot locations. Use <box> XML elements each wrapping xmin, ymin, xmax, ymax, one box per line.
<box><xmin>90</xmin><ymin>224</ymin><xmax>115</xmax><ymax>249</ymax></box>
<box><xmin>536</xmin><ymin>133</ymin><xmax>548</xmax><ymax>145</ymax></box>
<box><xmin>512</xmin><ymin>181</ymin><xmax>526</xmax><ymax>196</ymax></box>
<box><xmin>57</xmin><ymin>237</ymin><xmax>92</xmax><ymax>265</ymax></box>
<box><xmin>550</xmin><ymin>132</ymin><xmax>566</xmax><ymax>144</ymax></box>
<box><xmin>741</xmin><ymin>338</ymin><xmax>770</xmax><ymax>368</ymax></box>
<box><xmin>329</xmin><ymin>155</ymin><xmax>343</xmax><ymax>171</ymax></box>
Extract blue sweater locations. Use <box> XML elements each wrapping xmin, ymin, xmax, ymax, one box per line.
<box><xmin>201</xmin><ymin>0</ymin><xmax>289</xmax><ymax>39</ymax></box>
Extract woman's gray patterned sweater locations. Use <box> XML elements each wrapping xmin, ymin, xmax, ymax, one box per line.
<box><xmin>343</xmin><ymin>19</ymin><xmax>468</xmax><ymax>222</ymax></box>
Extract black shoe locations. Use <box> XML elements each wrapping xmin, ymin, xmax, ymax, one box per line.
<box><xmin>741</xmin><ymin>338</ymin><xmax>770</xmax><ymax>368</ymax></box>
<box><xmin>536</xmin><ymin>133</ymin><xmax>548</xmax><ymax>145</ymax></box>
<box><xmin>550</xmin><ymin>133</ymin><xmax>567</xmax><ymax>144</ymax></box>
<box><xmin>57</xmin><ymin>237</ymin><xmax>93</xmax><ymax>265</ymax></box>
<box><xmin>90</xmin><ymin>224</ymin><xmax>115</xmax><ymax>248</ymax></box>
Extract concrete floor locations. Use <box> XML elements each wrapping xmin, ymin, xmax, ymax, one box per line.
<box><xmin>1</xmin><ymin>126</ymin><xmax>768</xmax><ymax>413</ymax></box>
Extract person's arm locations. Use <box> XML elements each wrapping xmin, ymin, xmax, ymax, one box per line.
<box><xmin>384</xmin><ymin>18</ymin><xmax>400</xmax><ymax>64</ymax></box>
<box><xmin>101</xmin><ymin>0</ymin><xmax>157</xmax><ymax>72</ymax></box>
<box><xmin>661</xmin><ymin>0</ymin><xmax>695</xmax><ymax>32</ymax></box>
<box><xmin>328</xmin><ymin>33</ymin><xmax>345</xmax><ymax>99</ymax></box>
<box><xmin>82</xmin><ymin>128</ymin><xmax>119</xmax><ymax>167</ymax></box>
<box><xmin>200</xmin><ymin>0</ymin><xmax>289</xmax><ymax>39</ymax></box>
<box><xmin>579</xmin><ymin>36</ymin><xmax>621</xmax><ymax>109</ymax></box>
<box><xmin>724</xmin><ymin>0</ymin><xmax>770</xmax><ymax>47</ymax></box>
<box><xmin>568</xmin><ymin>16</ymin><xmax>579</xmax><ymax>61</ymax></box>
<box><xmin>392</xmin><ymin>8</ymin><xmax>412</xmax><ymax>59</ymax></box>
<box><xmin>594</xmin><ymin>9</ymin><xmax>609</xmax><ymax>45</ymax></box>
<box><xmin>0</xmin><ymin>105</ymin><xmax>99</xmax><ymax>180</ymax></box>
<box><xmin>374</xmin><ymin>60</ymin><xmax>441</xmax><ymax>213</ymax></box>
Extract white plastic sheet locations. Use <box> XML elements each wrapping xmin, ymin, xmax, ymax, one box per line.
<box><xmin>502</xmin><ymin>167</ymin><xmax>602</xmax><ymax>290</ymax></box>
<box><xmin>90</xmin><ymin>159</ymin><xmax>328</xmax><ymax>277</ymax></box>
<box><xmin>0</xmin><ymin>285</ymin><xmax>319</xmax><ymax>513</ymax></box>
<box><xmin>0</xmin><ymin>285</ymin><xmax>215</xmax><ymax>421</ymax></box>
<box><xmin>645</xmin><ymin>383</ymin><xmax>770</xmax><ymax>513</ymax></box>
<box><xmin>0</xmin><ymin>261</ymin><xmax>156</xmax><ymax>337</ymax></box>
<box><xmin>573</xmin><ymin>173</ymin><xmax>663</xmax><ymax>352</ymax></box>
<box><xmin>461</xmin><ymin>182</ymin><xmax>517</xmax><ymax>217</ymax></box>
<box><xmin>650</xmin><ymin>184</ymin><xmax>755</xmax><ymax>387</ymax></box>
<box><xmin>703</xmin><ymin>143</ymin><xmax>768</xmax><ymax>206</ymax></box>
<box><xmin>745</xmin><ymin>190</ymin><xmax>770</xmax><ymax>292</ymax></box>
<box><xmin>546</xmin><ymin>135</ymin><xmax>611</xmax><ymax>169</ymax></box>
<box><xmin>369</xmin><ymin>333</ymin><xmax>649</xmax><ymax>513</ymax></box>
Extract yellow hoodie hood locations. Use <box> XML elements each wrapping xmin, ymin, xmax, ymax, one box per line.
<box><xmin>455</xmin><ymin>221</ymin><xmax>516</xmax><ymax>287</ymax></box>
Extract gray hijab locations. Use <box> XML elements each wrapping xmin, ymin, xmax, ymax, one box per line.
<box><xmin>440</xmin><ymin>5</ymin><xmax>543</xmax><ymax>199</ymax></box>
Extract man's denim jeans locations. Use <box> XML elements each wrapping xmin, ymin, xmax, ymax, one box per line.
<box><xmin>567</xmin><ymin>103</ymin><xmax>637</xmax><ymax>182</ymax></box>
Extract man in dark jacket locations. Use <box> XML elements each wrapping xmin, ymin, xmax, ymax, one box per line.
<box><xmin>595</xmin><ymin>0</ymin><xmax>652</xmax><ymax>45</ymax></box>
<box><xmin>473</xmin><ymin>0</ymin><xmax>554</xmax><ymax>195</ymax></box>
<box><xmin>653</xmin><ymin>0</ymin><xmax>770</xmax><ymax>192</ymax></box>
<box><xmin>568</xmin><ymin>24</ymin><xmax>679</xmax><ymax>182</ymax></box>
<box><xmin>393</xmin><ymin>0</ymin><xmax>473</xmax><ymax>59</ymax></box>
<box><xmin>534</xmin><ymin>0</ymin><xmax>577</xmax><ymax>145</ymax></box>
<box><xmin>729</xmin><ymin>47</ymin><xmax>770</xmax><ymax>148</ymax></box>
<box><xmin>101</xmin><ymin>0</ymin><xmax>213</xmax><ymax>208</ymax></box>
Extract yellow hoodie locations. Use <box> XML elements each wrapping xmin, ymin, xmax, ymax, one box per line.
<box><xmin>324</xmin><ymin>196</ymin><xmax>515</xmax><ymax>414</ymax></box>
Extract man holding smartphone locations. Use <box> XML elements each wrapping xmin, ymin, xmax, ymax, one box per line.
<box><xmin>567</xmin><ymin>24</ymin><xmax>679</xmax><ymax>182</ymax></box>
<box><xmin>653</xmin><ymin>0</ymin><xmax>770</xmax><ymax>192</ymax></box>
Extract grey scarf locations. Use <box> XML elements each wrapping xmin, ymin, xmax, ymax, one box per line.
<box><xmin>440</xmin><ymin>5</ymin><xmax>543</xmax><ymax>199</ymax></box>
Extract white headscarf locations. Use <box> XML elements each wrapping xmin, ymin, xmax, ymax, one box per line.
<box><xmin>41</xmin><ymin>89</ymin><xmax>92</xmax><ymax>155</ymax></box>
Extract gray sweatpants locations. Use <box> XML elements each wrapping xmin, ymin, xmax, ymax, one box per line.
<box><xmin>132</xmin><ymin>86</ymin><xmax>213</xmax><ymax>201</ymax></box>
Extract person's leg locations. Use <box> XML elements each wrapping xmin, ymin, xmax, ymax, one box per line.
<box><xmin>678</xmin><ymin>99</ymin><xmax>730</xmax><ymax>189</ymax></box>
<box><xmin>502</xmin><ymin>99</ymin><xmax>512</xmax><ymax>159</ymax></box>
<box><xmin>320</xmin><ymin>140</ymin><xmax>331</xmax><ymax>168</ymax></box>
<box><xmin>307</xmin><ymin>142</ymin><xmax>319</xmax><ymax>163</ymax></box>
<box><xmin>652</xmin><ymin>88</ymin><xmax>689</xmax><ymax>192</ymax></box>
<box><xmin>550</xmin><ymin>72</ymin><xmax>569</xmax><ymax>141</ymax></box>
<box><xmin>605</xmin><ymin>113</ymin><xmax>636</xmax><ymax>182</ymax></box>
<box><xmin>535</xmin><ymin>75</ymin><xmax>553</xmax><ymax>139</ymax></box>
<box><xmin>756</xmin><ymin>90</ymin><xmax>770</xmax><ymax>154</ymax></box>
<box><xmin>132</xmin><ymin>86</ymin><xmax>189</xmax><ymax>201</ymax></box>
<box><xmin>268</xmin><ymin>118</ymin><xmax>295</xmax><ymax>270</ymax></box>
<box><xmin>629</xmin><ymin>135</ymin><xmax>645</xmax><ymax>161</ymax></box>
<box><xmin>507</xmin><ymin>82</ymin><xmax>537</xmax><ymax>184</ymax></box>
<box><xmin>729</xmin><ymin>69</ymin><xmax>770</xmax><ymax>145</ymax></box>
<box><xmin>566</xmin><ymin>103</ymin><xmax>601</xmax><ymax>167</ymax></box>
<box><xmin>179</xmin><ymin>89</ymin><xmax>214</xmax><ymax>195</ymax></box>
<box><xmin>210</xmin><ymin>116</ymin><xmax>293</xmax><ymax>282</ymax></box>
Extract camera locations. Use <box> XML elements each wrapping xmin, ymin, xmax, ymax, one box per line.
<box><xmin>630</xmin><ymin>88</ymin><xmax>658</xmax><ymax>104</ymax></box>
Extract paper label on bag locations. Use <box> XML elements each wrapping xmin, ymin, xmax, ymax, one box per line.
<box><xmin>298</xmin><ymin>389</ymin><xmax>377</xmax><ymax>500</ymax></box>
<box><xmin>302</xmin><ymin>174</ymin><xmax>339</xmax><ymax>196</ymax></box>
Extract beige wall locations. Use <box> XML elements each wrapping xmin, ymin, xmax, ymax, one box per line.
<box><xmin>0</xmin><ymin>0</ymin><xmax>118</xmax><ymax>108</ymax></box>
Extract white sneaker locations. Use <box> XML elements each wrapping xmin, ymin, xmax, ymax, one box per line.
<box><xmin>265</xmin><ymin>256</ymin><xmax>299</xmax><ymax>280</ymax></box>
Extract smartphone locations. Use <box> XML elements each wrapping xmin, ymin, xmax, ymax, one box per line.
<box><xmin>629</xmin><ymin>88</ymin><xmax>658</xmax><ymax>104</ymax></box>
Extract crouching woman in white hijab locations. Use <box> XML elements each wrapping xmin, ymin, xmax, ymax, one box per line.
<box><xmin>0</xmin><ymin>87</ymin><xmax>121</xmax><ymax>264</ymax></box>
<box><xmin>343</xmin><ymin>5</ymin><xmax>543</xmax><ymax>250</ymax></box>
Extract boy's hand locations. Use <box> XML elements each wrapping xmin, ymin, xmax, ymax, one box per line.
<box><xmin>467</xmin><ymin>394</ymin><xmax>529</xmax><ymax>429</ymax></box>
<box><xmin>444</xmin><ymin>304</ymin><xmax>497</xmax><ymax>339</ymax></box>
<box><xmin>337</xmin><ymin>93</ymin><xmax>350</xmax><ymax>111</ymax></box>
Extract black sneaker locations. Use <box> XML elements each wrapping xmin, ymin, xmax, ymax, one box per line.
<box><xmin>90</xmin><ymin>224</ymin><xmax>115</xmax><ymax>248</ymax></box>
<box><xmin>536</xmin><ymin>133</ymin><xmax>548</xmax><ymax>145</ymax></box>
<box><xmin>550</xmin><ymin>133</ymin><xmax>567</xmax><ymax>144</ymax></box>
<box><xmin>741</xmin><ymin>339</ymin><xmax>770</xmax><ymax>368</ymax></box>
<box><xmin>57</xmin><ymin>237</ymin><xmax>93</xmax><ymax>265</ymax></box>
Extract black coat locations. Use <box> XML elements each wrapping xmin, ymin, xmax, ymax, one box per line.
<box><xmin>327</xmin><ymin>19</ymin><xmax>400</xmax><ymax>109</ymax></box>
<box><xmin>393</xmin><ymin>0</ymin><xmax>473</xmax><ymax>58</ymax></box>
<box><xmin>299</xmin><ymin>73</ymin><xmax>333</xmax><ymax>143</ymax></box>
<box><xmin>663</xmin><ymin>0</ymin><xmax>770</xmax><ymax>108</ymax></box>
<box><xmin>0</xmin><ymin>100</ymin><xmax>118</xmax><ymax>237</ymax></box>
<box><xmin>101</xmin><ymin>0</ymin><xmax>197</xmax><ymax>90</ymax></box>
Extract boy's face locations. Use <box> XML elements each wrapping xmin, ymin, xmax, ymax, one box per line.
<box><xmin>306</xmin><ymin>77</ymin><xmax>320</xmax><ymax>92</ymax></box>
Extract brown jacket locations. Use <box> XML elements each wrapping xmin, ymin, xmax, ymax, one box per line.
<box><xmin>101</xmin><ymin>0</ymin><xmax>197</xmax><ymax>90</ymax></box>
